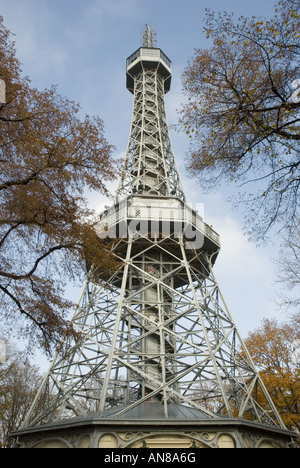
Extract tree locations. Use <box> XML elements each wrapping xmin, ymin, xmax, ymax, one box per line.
<box><xmin>0</xmin><ymin>341</ymin><xmax>43</xmax><ymax>448</ymax></box>
<box><xmin>274</xmin><ymin>223</ymin><xmax>300</xmax><ymax>311</ymax></box>
<box><xmin>0</xmin><ymin>18</ymin><xmax>118</xmax><ymax>354</ymax></box>
<box><xmin>244</xmin><ymin>317</ymin><xmax>300</xmax><ymax>437</ymax></box>
<box><xmin>179</xmin><ymin>0</ymin><xmax>300</xmax><ymax>240</ymax></box>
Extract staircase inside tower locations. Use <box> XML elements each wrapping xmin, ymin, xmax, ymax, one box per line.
<box><xmin>124</xmin><ymin>250</ymin><xmax>176</xmax><ymax>402</ymax></box>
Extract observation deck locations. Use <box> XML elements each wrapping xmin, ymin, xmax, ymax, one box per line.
<box><xmin>96</xmin><ymin>195</ymin><xmax>220</xmax><ymax>256</ymax></box>
<box><xmin>126</xmin><ymin>47</ymin><xmax>172</xmax><ymax>94</ymax></box>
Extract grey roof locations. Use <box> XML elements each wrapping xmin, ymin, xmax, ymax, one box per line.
<box><xmin>12</xmin><ymin>402</ymin><xmax>213</xmax><ymax>437</ymax></box>
<box><xmin>12</xmin><ymin>400</ymin><xmax>296</xmax><ymax>441</ymax></box>
<box><xmin>102</xmin><ymin>401</ymin><xmax>212</xmax><ymax>420</ymax></box>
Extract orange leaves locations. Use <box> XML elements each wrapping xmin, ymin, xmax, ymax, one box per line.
<box><xmin>244</xmin><ymin>317</ymin><xmax>300</xmax><ymax>435</ymax></box>
<box><xmin>0</xmin><ymin>18</ymin><xmax>118</xmax><ymax>354</ymax></box>
<box><xmin>178</xmin><ymin>1</ymin><xmax>300</xmax><ymax>240</ymax></box>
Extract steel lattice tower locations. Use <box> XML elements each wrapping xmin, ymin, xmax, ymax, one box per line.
<box><xmin>13</xmin><ymin>26</ymin><xmax>295</xmax><ymax>449</ymax></box>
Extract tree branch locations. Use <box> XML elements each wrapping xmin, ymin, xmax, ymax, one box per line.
<box><xmin>0</xmin><ymin>283</ymin><xmax>47</xmax><ymax>330</ymax></box>
<box><xmin>0</xmin><ymin>242</ymin><xmax>81</xmax><ymax>280</ymax></box>
<box><xmin>0</xmin><ymin>171</ymin><xmax>39</xmax><ymax>190</ymax></box>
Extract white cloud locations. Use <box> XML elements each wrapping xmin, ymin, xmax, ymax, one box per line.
<box><xmin>64</xmin><ymin>0</ymin><xmax>139</xmax><ymax>50</ymax></box>
<box><xmin>214</xmin><ymin>216</ymin><xmax>264</xmax><ymax>277</ymax></box>
<box><xmin>209</xmin><ymin>211</ymin><xmax>278</xmax><ymax>336</ymax></box>
<box><xmin>1</xmin><ymin>0</ymin><xmax>69</xmax><ymax>81</ymax></box>
<box><xmin>87</xmin><ymin>0</ymin><xmax>139</xmax><ymax>18</ymax></box>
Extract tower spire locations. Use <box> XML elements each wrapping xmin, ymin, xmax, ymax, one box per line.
<box><xmin>117</xmin><ymin>26</ymin><xmax>185</xmax><ymax>203</ymax></box>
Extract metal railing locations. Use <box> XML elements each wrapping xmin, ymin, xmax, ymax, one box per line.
<box><xmin>98</xmin><ymin>201</ymin><xmax>220</xmax><ymax>248</ymax></box>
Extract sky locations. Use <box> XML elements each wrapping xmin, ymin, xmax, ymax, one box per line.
<box><xmin>0</xmin><ymin>0</ymin><xmax>289</xmax><ymax>367</ymax></box>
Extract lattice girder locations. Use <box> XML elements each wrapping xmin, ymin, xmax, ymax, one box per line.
<box><xmin>19</xmin><ymin>35</ymin><xmax>290</xmax><ymax>444</ymax></box>
<box><xmin>117</xmin><ymin>63</ymin><xmax>185</xmax><ymax>201</ymax></box>
<box><xmin>23</xmin><ymin>233</ymin><xmax>283</xmax><ymax>430</ymax></box>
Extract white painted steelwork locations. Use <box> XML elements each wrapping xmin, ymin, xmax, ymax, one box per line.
<box><xmin>21</xmin><ymin>27</ymin><xmax>287</xmax><ymax>437</ymax></box>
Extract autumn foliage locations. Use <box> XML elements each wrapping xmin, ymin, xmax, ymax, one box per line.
<box><xmin>244</xmin><ymin>317</ymin><xmax>300</xmax><ymax>437</ymax></box>
<box><xmin>0</xmin><ymin>18</ymin><xmax>118</xmax><ymax>354</ymax></box>
<box><xmin>179</xmin><ymin>0</ymin><xmax>300</xmax><ymax>240</ymax></box>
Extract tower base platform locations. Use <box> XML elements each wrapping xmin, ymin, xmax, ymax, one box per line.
<box><xmin>11</xmin><ymin>402</ymin><xmax>295</xmax><ymax>448</ymax></box>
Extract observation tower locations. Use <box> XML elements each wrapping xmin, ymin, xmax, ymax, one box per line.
<box><xmin>12</xmin><ymin>26</ymin><xmax>295</xmax><ymax>449</ymax></box>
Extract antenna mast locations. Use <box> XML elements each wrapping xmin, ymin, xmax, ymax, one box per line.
<box><xmin>141</xmin><ymin>24</ymin><xmax>156</xmax><ymax>48</ymax></box>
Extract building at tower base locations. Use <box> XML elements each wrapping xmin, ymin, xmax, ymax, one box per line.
<box><xmin>11</xmin><ymin>401</ymin><xmax>295</xmax><ymax>448</ymax></box>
